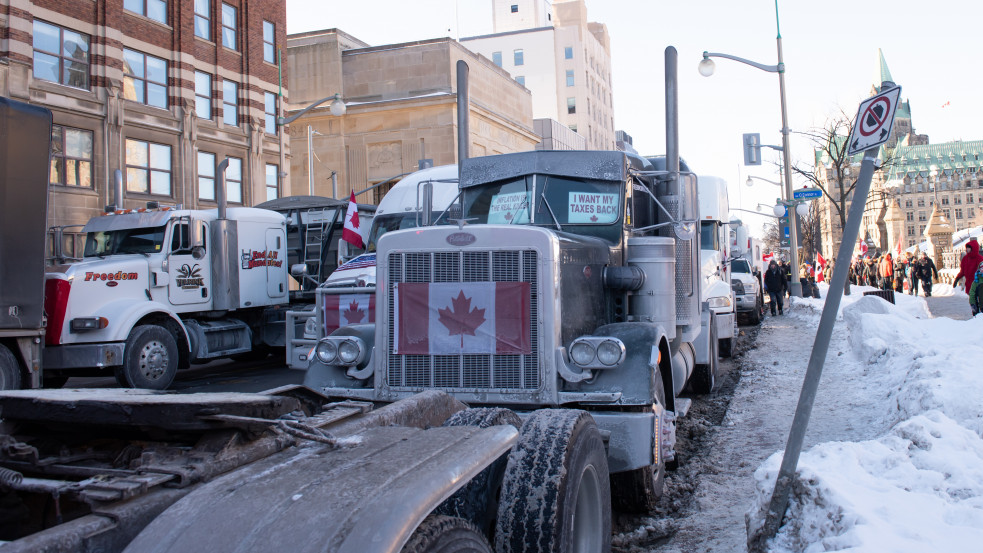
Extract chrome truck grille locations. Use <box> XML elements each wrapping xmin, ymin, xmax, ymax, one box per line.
<box><xmin>386</xmin><ymin>250</ymin><xmax>540</xmax><ymax>392</ymax></box>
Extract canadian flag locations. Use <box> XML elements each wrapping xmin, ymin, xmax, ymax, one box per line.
<box><xmin>816</xmin><ymin>251</ymin><xmax>827</xmax><ymax>268</ymax></box>
<box><xmin>858</xmin><ymin>239</ymin><xmax>868</xmax><ymax>256</ymax></box>
<box><xmin>394</xmin><ymin>282</ymin><xmax>530</xmax><ymax>355</ymax></box>
<box><xmin>342</xmin><ymin>190</ymin><xmax>366</xmax><ymax>249</ymax></box>
<box><xmin>895</xmin><ymin>235</ymin><xmax>903</xmax><ymax>258</ymax></box>
<box><xmin>762</xmin><ymin>252</ymin><xmax>774</xmax><ymax>263</ymax></box>
<box><xmin>322</xmin><ymin>293</ymin><xmax>374</xmax><ymax>335</ymax></box>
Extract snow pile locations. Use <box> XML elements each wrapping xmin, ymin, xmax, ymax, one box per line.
<box><xmin>748</xmin><ymin>290</ymin><xmax>983</xmax><ymax>552</ymax></box>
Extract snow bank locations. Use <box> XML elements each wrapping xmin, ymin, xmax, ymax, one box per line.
<box><xmin>749</xmin><ymin>286</ymin><xmax>983</xmax><ymax>552</ymax></box>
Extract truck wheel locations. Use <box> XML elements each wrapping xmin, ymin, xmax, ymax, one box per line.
<box><xmin>610</xmin><ymin>377</ymin><xmax>667</xmax><ymax>512</ymax></box>
<box><xmin>748</xmin><ymin>296</ymin><xmax>762</xmax><ymax>325</ymax></box>
<box><xmin>0</xmin><ymin>344</ymin><xmax>22</xmax><ymax>391</ymax></box>
<box><xmin>690</xmin><ymin>315</ymin><xmax>718</xmax><ymax>394</ymax></box>
<box><xmin>437</xmin><ymin>408</ymin><xmax>522</xmax><ymax>533</ymax></box>
<box><xmin>118</xmin><ymin>325</ymin><xmax>178</xmax><ymax>390</ymax></box>
<box><xmin>719</xmin><ymin>337</ymin><xmax>733</xmax><ymax>358</ymax></box>
<box><xmin>401</xmin><ymin>515</ymin><xmax>493</xmax><ymax>553</ymax></box>
<box><xmin>495</xmin><ymin>410</ymin><xmax>611</xmax><ymax>553</ymax></box>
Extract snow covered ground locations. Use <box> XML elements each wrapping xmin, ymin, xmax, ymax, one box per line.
<box><xmin>748</xmin><ymin>283</ymin><xmax>983</xmax><ymax>552</ymax></box>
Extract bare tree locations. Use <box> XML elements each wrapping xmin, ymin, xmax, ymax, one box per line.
<box><xmin>798</xmin><ymin>201</ymin><xmax>822</xmax><ymax>264</ymax></box>
<box><xmin>762</xmin><ymin>221</ymin><xmax>783</xmax><ymax>255</ymax></box>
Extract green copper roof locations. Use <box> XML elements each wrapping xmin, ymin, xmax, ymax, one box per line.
<box><xmin>885</xmin><ymin>140</ymin><xmax>983</xmax><ymax>180</ymax></box>
<box><xmin>878</xmin><ymin>49</ymin><xmax>893</xmax><ymax>84</ymax></box>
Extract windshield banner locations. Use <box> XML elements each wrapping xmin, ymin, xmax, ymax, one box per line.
<box><xmin>568</xmin><ymin>192</ymin><xmax>619</xmax><ymax>224</ymax></box>
<box><xmin>488</xmin><ymin>191</ymin><xmax>531</xmax><ymax>224</ymax></box>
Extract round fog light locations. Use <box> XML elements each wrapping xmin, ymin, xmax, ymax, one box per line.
<box><xmin>304</xmin><ymin>317</ymin><xmax>317</xmax><ymax>339</ymax></box>
<box><xmin>596</xmin><ymin>340</ymin><xmax>623</xmax><ymax>365</ymax></box>
<box><xmin>338</xmin><ymin>339</ymin><xmax>361</xmax><ymax>364</ymax></box>
<box><xmin>315</xmin><ymin>340</ymin><xmax>337</xmax><ymax>364</ymax></box>
<box><xmin>570</xmin><ymin>341</ymin><xmax>595</xmax><ymax>366</ymax></box>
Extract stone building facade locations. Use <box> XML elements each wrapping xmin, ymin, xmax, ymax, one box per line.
<box><xmin>460</xmin><ymin>0</ymin><xmax>614</xmax><ymax>150</ymax></box>
<box><xmin>1</xmin><ymin>0</ymin><xmax>288</xmax><ymax>255</ymax></box>
<box><xmin>285</xmin><ymin>29</ymin><xmax>540</xmax><ymax>204</ymax></box>
<box><xmin>814</xmin><ymin>51</ymin><xmax>983</xmax><ymax>263</ymax></box>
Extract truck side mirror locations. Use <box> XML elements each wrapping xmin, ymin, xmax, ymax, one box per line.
<box><xmin>290</xmin><ymin>264</ymin><xmax>309</xmax><ymax>277</ymax></box>
<box><xmin>337</xmin><ymin>238</ymin><xmax>353</xmax><ymax>266</ymax></box>
<box><xmin>421</xmin><ymin>182</ymin><xmax>434</xmax><ymax>227</ymax></box>
<box><xmin>191</xmin><ymin>221</ymin><xmax>204</xmax><ymax>249</ymax></box>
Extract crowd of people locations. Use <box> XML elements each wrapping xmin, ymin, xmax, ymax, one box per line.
<box><xmin>849</xmin><ymin>249</ymin><xmax>939</xmax><ymax>295</ymax></box>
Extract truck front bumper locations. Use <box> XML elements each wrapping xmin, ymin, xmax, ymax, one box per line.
<box><xmin>43</xmin><ymin>343</ymin><xmax>124</xmax><ymax>369</ymax></box>
<box><xmin>735</xmin><ymin>293</ymin><xmax>758</xmax><ymax>312</ymax></box>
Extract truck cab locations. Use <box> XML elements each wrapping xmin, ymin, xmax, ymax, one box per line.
<box><xmin>42</xmin><ymin>207</ymin><xmax>289</xmax><ymax>388</ymax></box>
<box><xmin>696</xmin><ymin>176</ymin><xmax>736</xmax><ymax>359</ymax></box>
<box><xmin>729</xmin><ymin>221</ymin><xmax>764</xmax><ymax>324</ymax></box>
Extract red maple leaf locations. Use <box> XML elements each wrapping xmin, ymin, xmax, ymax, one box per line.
<box><xmin>590</xmin><ymin>215</ymin><xmax>598</xmax><ymax>222</ymax></box>
<box><xmin>343</xmin><ymin>299</ymin><xmax>365</xmax><ymax>324</ymax></box>
<box><xmin>437</xmin><ymin>290</ymin><xmax>486</xmax><ymax>347</ymax></box>
<box><xmin>348</xmin><ymin>209</ymin><xmax>360</xmax><ymax>230</ymax></box>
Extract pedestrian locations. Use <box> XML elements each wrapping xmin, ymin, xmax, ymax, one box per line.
<box><xmin>864</xmin><ymin>256</ymin><xmax>877</xmax><ymax>287</ymax></box>
<box><xmin>781</xmin><ymin>260</ymin><xmax>792</xmax><ymax>298</ymax></box>
<box><xmin>879</xmin><ymin>253</ymin><xmax>894</xmax><ymax>291</ymax></box>
<box><xmin>969</xmin><ymin>261</ymin><xmax>983</xmax><ymax>316</ymax></box>
<box><xmin>907</xmin><ymin>251</ymin><xmax>919</xmax><ymax>295</ymax></box>
<box><xmin>913</xmin><ymin>251</ymin><xmax>939</xmax><ymax>297</ymax></box>
<box><xmin>764</xmin><ymin>260</ymin><xmax>786</xmax><ymax>315</ymax></box>
<box><xmin>893</xmin><ymin>255</ymin><xmax>905</xmax><ymax>292</ymax></box>
<box><xmin>953</xmin><ymin>239</ymin><xmax>983</xmax><ymax>295</ymax></box>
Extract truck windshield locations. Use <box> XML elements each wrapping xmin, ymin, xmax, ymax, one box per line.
<box><xmin>84</xmin><ymin>226</ymin><xmax>167</xmax><ymax>257</ymax></box>
<box><xmin>463</xmin><ymin>175</ymin><xmax>622</xmax><ymax>238</ymax></box>
<box><xmin>365</xmin><ymin>208</ymin><xmax>458</xmax><ymax>253</ymax></box>
<box><xmin>732</xmin><ymin>259</ymin><xmax>751</xmax><ymax>273</ymax></box>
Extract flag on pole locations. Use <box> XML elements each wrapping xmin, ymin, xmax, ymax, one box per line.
<box><xmin>858</xmin><ymin>239</ymin><xmax>868</xmax><ymax>256</ymax></box>
<box><xmin>816</xmin><ymin>251</ymin><xmax>827</xmax><ymax>269</ymax></box>
<box><xmin>895</xmin><ymin>234</ymin><xmax>903</xmax><ymax>258</ymax></box>
<box><xmin>762</xmin><ymin>252</ymin><xmax>774</xmax><ymax>263</ymax></box>
<box><xmin>342</xmin><ymin>190</ymin><xmax>365</xmax><ymax>248</ymax></box>
<box><xmin>393</xmin><ymin>282</ymin><xmax>531</xmax><ymax>355</ymax></box>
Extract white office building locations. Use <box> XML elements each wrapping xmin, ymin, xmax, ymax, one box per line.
<box><xmin>461</xmin><ymin>0</ymin><xmax>615</xmax><ymax>150</ymax></box>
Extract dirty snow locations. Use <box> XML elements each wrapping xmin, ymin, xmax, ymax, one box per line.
<box><xmin>746</xmin><ymin>284</ymin><xmax>983</xmax><ymax>552</ymax></box>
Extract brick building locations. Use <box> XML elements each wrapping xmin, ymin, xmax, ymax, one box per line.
<box><xmin>0</xmin><ymin>0</ymin><xmax>288</xmax><ymax>255</ymax></box>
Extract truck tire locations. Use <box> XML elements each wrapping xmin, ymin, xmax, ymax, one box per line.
<box><xmin>690</xmin><ymin>315</ymin><xmax>718</xmax><ymax>394</ymax></box>
<box><xmin>401</xmin><ymin>515</ymin><xmax>493</xmax><ymax>553</ymax></box>
<box><xmin>748</xmin><ymin>295</ymin><xmax>762</xmax><ymax>325</ymax></box>
<box><xmin>117</xmin><ymin>325</ymin><xmax>178</xmax><ymax>390</ymax></box>
<box><xmin>0</xmin><ymin>344</ymin><xmax>22</xmax><ymax>391</ymax></box>
<box><xmin>495</xmin><ymin>409</ymin><xmax>611</xmax><ymax>553</ymax></box>
<box><xmin>610</xmin><ymin>377</ymin><xmax>667</xmax><ymax>513</ymax></box>
<box><xmin>437</xmin><ymin>408</ymin><xmax>522</xmax><ymax>533</ymax></box>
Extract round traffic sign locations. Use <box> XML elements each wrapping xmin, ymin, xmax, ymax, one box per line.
<box><xmin>859</xmin><ymin>97</ymin><xmax>892</xmax><ymax>137</ymax></box>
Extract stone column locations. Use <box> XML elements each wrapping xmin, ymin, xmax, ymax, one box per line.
<box><xmin>923</xmin><ymin>204</ymin><xmax>953</xmax><ymax>272</ymax></box>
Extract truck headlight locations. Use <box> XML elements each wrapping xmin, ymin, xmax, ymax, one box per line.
<box><xmin>315</xmin><ymin>339</ymin><xmax>338</xmax><ymax>364</ymax></box>
<box><xmin>708</xmin><ymin>295</ymin><xmax>732</xmax><ymax>309</ymax></box>
<box><xmin>596</xmin><ymin>339</ymin><xmax>625</xmax><ymax>366</ymax></box>
<box><xmin>337</xmin><ymin>338</ymin><xmax>364</xmax><ymax>364</ymax></box>
<box><xmin>303</xmin><ymin>316</ymin><xmax>317</xmax><ymax>339</ymax></box>
<box><xmin>570</xmin><ymin>341</ymin><xmax>596</xmax><ymax>365</ymax></box>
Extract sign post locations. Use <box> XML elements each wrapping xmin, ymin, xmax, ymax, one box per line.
<box><xmin>748</xmin><ymin>82</ymin><xmax>902</xmax><ymax>552</ymax></box>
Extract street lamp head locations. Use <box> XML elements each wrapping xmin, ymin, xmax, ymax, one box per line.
<box><xmin>773</xmin><ymin>205</ymin><xmax>787</xmax><ymax>218</ymax></box>
<box><xmin>796</xmin><ymin>202</ymin><xmax>810</xmax><ymax>217</ymax></box>
<box><xmin>330</xmin><ymin>94</ymin><xmax>347</xmax><ymax>116</ymax></box>
<box><xmin>698</xmin><ymin>53</ymin><xmax>715</xmax><ymax>77</ymax></box>
<box><xmin>746</xmin><ymin>176</ymin><xmax>754</xmax><ymax>188</ymax></box>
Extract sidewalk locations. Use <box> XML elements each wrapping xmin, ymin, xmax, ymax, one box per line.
<box><xmin>924</xmin><ymin>295</ymin><xmax>974</xmax><ymax>320</ymax></box>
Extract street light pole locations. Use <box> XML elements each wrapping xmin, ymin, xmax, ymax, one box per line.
<box><xmin>279</xmin><ymin>93</ymin><xmax>347</xmax><ymax>198</ymax></box>
<box><xmin>699</xmin><ymin>0</ymin><xmax>802</xmax><ymax>296</ymax></box>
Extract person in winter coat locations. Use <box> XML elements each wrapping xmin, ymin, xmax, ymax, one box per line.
<box><xmin>864</xmin><ymin>256</ymin><xmax>878</xmax><ymax>287</ymax></box>
<box><xmin>953</xmin><ymin>239</ymin><xmax>983</xmax><ymax>295</ymax></box>
<box><xmin>893</xmin><ymin>257</ymin><xmax>905</xmax><ymax>292</ymax></box>
<box><xmin>913</xmin><ymin>251</ymin><xmax>939</xmax><ymax>297</ymax></box>
<box><xmin>764</xmin><ymin>260</ymin><xmax>787</xmax><ymax>315</ymax></box>
<box><xmin>907</xmin><ymin>251</ymin><xmax>919</xmax><ymax>295</ymax></box>
<box><xmin>879</xmin><ymin>253</ymin><xmax>894</xmax><ymax>290</ymax></box>
<box><xmin>969</xmin><ymin>261</ymin><xmax>983</xmax><ymax>316</ymax></box>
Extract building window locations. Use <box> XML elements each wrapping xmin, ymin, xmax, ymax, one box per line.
<box><xmin>32</xmin><ymin>20</ymin><xmax>89</xmax><ymax>89</ymax></box>
<box><xmin>194</xmin><ymin>71</ymin><xmax>211</xmax><ymax>119</ymax></box>
<box><xmin>970</xmin><ymin>207</ymin><xmax>976</xmax><ymax>218</ymax></box>
<box><xmin>263</xmin><ymin>21</ymin><xmax>276</xmax><ymax>64</ymax></box>
<box><xmin>510</xmin><ymin>4</ymin><xmax>518</xmax><ymax>12</ymax></box>
<box><xmin>905</xmin><ymin>199</ymin><xmax>913</xmax><ymax>208</ymax></box>
<box><xmin>905</xmin><ymin>212</ymin><xmax>913</xmax><ymax>222</ymax></box>
<box><xmin>221</xmin><ymin>3</ymin><xmax>237</xmax><ymax>49</ymax></box>
<box><xmin>492</xmin><ymin>51</ymin><xmax>502</xmax><ymax>67</ymax></box>
<box><xmin>918</xmin><ymin>210</ymin><xmax>926</xmax><ymax>222</ymax></box>
<box><xmin>124</xmin><ymin>0</ymin><xmax>166</xmax><ymax>24</ymax></box>
<box><xmin>266</xmin><ymin>164</ymin><xmax>279</xmax><ymax>201</ymax></box>
<box><xmin>514</xmin><ymin>49</ymin><xmax>524</xmax><ymax>66</ymax></box>
<box><xmin>955</xmin><ymin>208</ymin><xmax>963</xmax><ymax>219</ymax></box>
<box><xmin>515</xmin><ymin>76</ymin><xmax>525</xmax><ymax>86</ymax></box>
<box><xmin>917</xmin><ymin>198</ymin><xmax>925</xmax><ymax>207</ymax></box>
<box><xmin>566</xmin><ymin>70</ymin><xmax>574</xmax><ymax>87</ymax></box>
<box><xmin>564</xmin><ymin>46</ymin><xmax>573</xmax><ymax>60</ymax></box>
<box><xmin>49</xmin><ymin>125</ymin><xmax>93</xmax><ymax>187</ymax></box>
<box><xmin>123</xmin><ymin>49</ymin><xmax>167</xmax><ymax>109</ymax></box>
<box><xmin>968</xmin><ymin>193</ymin><xmax>974</xmax><ymax>203</ymax></box>
<box><xmin>907</xmin><ymin>226</ymin><xmax>915</xmax><ymax>236</ymax></box>
<box><xmin>125</xmin><ymin>139</ymin><xmax>171</xmax><ymax>196</ymax></box>
<box><xmin>919</xmin><ymin>225</ymin><xmax>925</xmax><ymax>234</ymax></box>
<box><xmin>226</xmin><ymin>157</ymin><xmax>243</xmax><ymax>204</ymax></box>
<box><xmin>569</xmin><ymin>124</ymin><xmax>577</xmax><ymax>133</ymax></box>
<box><xmin>194</xmin><ymin>0</ymin><xmax>210</xmax><ymax>40</ymax></box>
<box><xmin>943</xmin><ymin>209</ymin><xmax>951</xmax><ymax>219</ymax></box>
<box><xmin>222</xmin><ymin>80</ymin><xmax>237</xmax><ymax>126</ymax></box>
<box><xmin>197</xmin><ymin>151</ymin><xmax>216</xmax><ymax>201</ymax></box>
<box><xmin>917</xmin><ymin>182</ymin><xmax>923</xmax><ymax>193</ymax></box>
<box><xmin>954</xmin><ymin>195</ymin><xmax>962</xmax><ymax>204</ymax></box>
<box><xmin>567</xmin><ymin>97</ymin><xmax>576</xmax><ymax>114</ymax></box>
<box><xmin>941</xmin><ymin>196</ymin><xmax>949</xmax><ymax>205</ymax></box>
<box><xmin>264</xmin><ymin>92</ymin><xmax>277</xmax><ymax>134</ymax></box>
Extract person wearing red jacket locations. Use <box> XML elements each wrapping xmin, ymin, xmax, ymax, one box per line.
<box><xmin>954</xmin><ymin>239</ymin><xmax>983</xmax><ymax>294</ymax></box>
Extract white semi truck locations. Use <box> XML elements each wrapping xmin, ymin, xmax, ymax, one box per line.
<box><xmin>729</xmin><ymin>220</ymin><xmax>765</xmax><ymax>324</ymax></box>
<box><xmin>695</xmin><ymin>175</ymin><xmax>736</xmax><ymax>369</ymax></box>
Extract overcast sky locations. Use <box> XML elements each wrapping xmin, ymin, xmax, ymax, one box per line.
<box><xmin>286</xmin><ymin>0</ymin><xmax>983</xmax><ymax>235</ymax></box>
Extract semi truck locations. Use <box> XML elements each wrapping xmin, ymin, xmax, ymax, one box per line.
<box><xmin>729</xmin><ymin>220</ymin><xmax>765</xmax><ymax>324</ymax></box>
<box><xmin>0</xmin><ymin>98</ymin><xmax>51</xmax><ymax>390</ymax></box>
<box><xmin>301</xmin><ymin>49</ymin><xmax>724</xmax><ymax>514</ymax></box>
<box><xmin>696</xmin><ymin>175</ymin><xmax>736</xmax><ymax>363</ymax></box>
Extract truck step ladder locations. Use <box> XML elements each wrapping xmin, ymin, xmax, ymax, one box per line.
<box><xmin>302</xmin><ymin>208</ymin><xmax>328</xmax><ymax>281</ymax></box>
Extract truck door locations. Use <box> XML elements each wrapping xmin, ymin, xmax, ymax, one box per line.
<box><xmin>168</xmin><ymin>220</ymin><xmax>212</xmax><ymax>306</ymax></box>
<box><xmin>265</xmin><ymin>228</ymin><xmax>287</xmax><ymax>299</ymax></box>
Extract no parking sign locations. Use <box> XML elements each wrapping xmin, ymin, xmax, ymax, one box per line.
<box><xmin>847</xmin><ymin>85</ymin><xmax>902</xmax><ymax>155</ymax></box>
